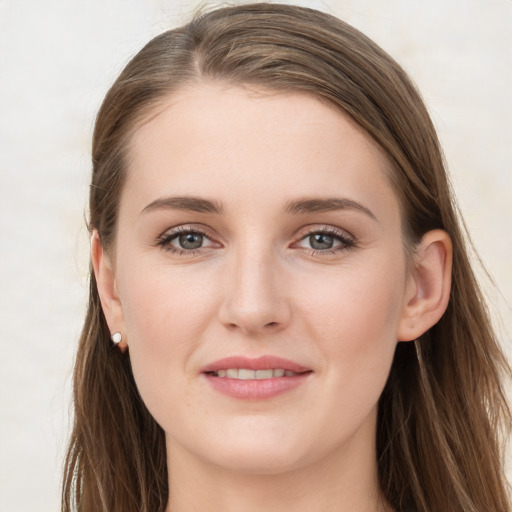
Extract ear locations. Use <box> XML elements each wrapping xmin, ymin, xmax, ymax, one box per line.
<box><xmin>398</xmin><ymin>229</ymin><xmax>453</xmax><ymax>342</ymax></box>
<box><xmin>91</xmin><ymin>231</ymin><xmax>128</xmax><ymax>352</ymax></box>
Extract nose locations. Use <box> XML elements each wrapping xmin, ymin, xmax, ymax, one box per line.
<box><xmin>217</xmin><ymin>248</ymin><xmax>291</xmax><ymax>335</ymax></box>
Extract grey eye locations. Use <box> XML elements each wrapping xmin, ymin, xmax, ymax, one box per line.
<box><xmin>178</xmin><ymin>233</ymin><xmax>204</xmax><ymax>249</ymax></box>
<box><xmin>309</xmin><ymin>233</ymin><xmax>334</xmax><ymax>250</ymax></box>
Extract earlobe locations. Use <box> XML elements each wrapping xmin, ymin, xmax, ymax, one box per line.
<box><xmin>397</xmin><ymin>229</ymin><xmax>453</xmax><ymax>342</ymax></box>
<box><xmin>91</xmin><ymin>231</ymin><xmax>128</xmax><ymax>351</ymax></box>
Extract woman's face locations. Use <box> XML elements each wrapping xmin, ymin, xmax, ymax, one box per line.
<box><xmin>109</xmin><ymin>84</ymin><xmax>415</xmax><ymax>474</ymax></box>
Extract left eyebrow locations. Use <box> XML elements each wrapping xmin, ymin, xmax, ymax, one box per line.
<box><xmin>284</xmin><ymin>197</ymin><xmax>378</xmax><ymax>222</ymax></box>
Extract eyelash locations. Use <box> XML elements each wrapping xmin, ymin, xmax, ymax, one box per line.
<box><xmin>295</xmin><ymin>226</ymin><xmax>356</xmax><ymax>255</ymax></box>
<box><xmin>156</xmin><ymin>226</ymin><xmax>215</xmax><ymax>255</ymax></box>
<box><xmin>156</xmin><ymin>225</ymin><xmax>356</xmax><ymax>256</ymax></box>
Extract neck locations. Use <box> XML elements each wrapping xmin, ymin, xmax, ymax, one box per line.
<box><xmin>164</xmin><ymin>424</ymin><xmax>391</xmax><ymax>512</ymax></box>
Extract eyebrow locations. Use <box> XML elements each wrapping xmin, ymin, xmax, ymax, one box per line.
<box><xmin>141</xmin><ymin>196</ymin><xmax>224</xmax><ymax>215</ymax></box>
<box><xmin>140</xmin><ymin>195</ymin><xmax>377</xmax><ymax>221</ymax></box>
<box><xmin>284</xmin><ymin>198</ymin><xmax>377</xmax><ymax>221</ymax></box>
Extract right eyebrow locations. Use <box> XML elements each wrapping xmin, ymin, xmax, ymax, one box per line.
<box><xmin>140</xmin><ymin>196</ymin><xmax>224</xmax><ymax>216</ymax></box>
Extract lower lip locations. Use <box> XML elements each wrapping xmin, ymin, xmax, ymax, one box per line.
<box><xmin>203</xmin><ymin>373</ymin><xmax>311</xmax><ymax>400</ymax></box>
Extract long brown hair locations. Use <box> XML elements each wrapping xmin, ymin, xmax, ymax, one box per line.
<box><xmin>62</xmin><ymin>4</ymin><xmax>511</xmax><ymax>511</ymax></box>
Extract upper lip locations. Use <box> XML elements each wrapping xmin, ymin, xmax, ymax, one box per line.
<box><xmin>200</xmin><ymin>355</ymin><xmax>311</xmax><ymax>373</ymax></box>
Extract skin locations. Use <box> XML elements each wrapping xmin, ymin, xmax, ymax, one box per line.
<box><xmin>93</xmin><ymin>84</ymin><xmax>452</xmax><ymax>512</ymax></box>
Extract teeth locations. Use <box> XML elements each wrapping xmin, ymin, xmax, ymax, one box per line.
<box><xmin>238</xmin><ymin>369</ymin><xmax>255</xmax><ymax>380</ymax></box>
<box><xmin>255</xmin><ymin>369</ymin><xmax>273</xmax><ymax>379</ymax></box>
<box><xmin>213</xmin><ymin>368</ymin><xmax>298</xmax><ymax>379</ymax></box>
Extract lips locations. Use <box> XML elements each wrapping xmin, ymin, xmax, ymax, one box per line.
<box><xmin>200</xmin><ymin>355</ymin><xmax>311</xmax><ymax>374</ymax></box>
<box><xmin>201</xmin><ymin>355</ymin><xmax>312</xmax><ymax>400</ymax></box>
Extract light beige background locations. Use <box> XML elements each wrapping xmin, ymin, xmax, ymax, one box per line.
<box><xmin>0</xmin><ymin>1</ymin><xmax>510</xmax><ymax>510</ymax></box>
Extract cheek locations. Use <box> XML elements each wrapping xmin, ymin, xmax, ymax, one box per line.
<box><xmin>120</xmin><ymin>256</ymin><xmax>212</xmax><ymax>338</ymax></box>
<box><xmin>306</xmin><ymin>257</ymin><xmax>404</xmax><ymax>330</ymax></box>
<box><xmin>116</xmin><ymin>258</ymin><xmax>217</xmax><ymax>405</ymax></box>
<box><xmin>299</xmin><ymin>253</ymin><xmax>407</xmax><ymax>408</ymax></box>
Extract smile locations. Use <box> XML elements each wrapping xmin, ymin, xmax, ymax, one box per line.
<box><xmin>201</xmin><ymin>356</ymin><xmax>312</xmax><ymax>399</ymax></box>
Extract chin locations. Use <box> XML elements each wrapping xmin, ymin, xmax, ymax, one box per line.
<box><xmin>212</xmin><ymin>446</ymin><xmax>308</xmax><ymax>476</ymax></box>
<box><xmin>196</xmin><ymin>426</ymin><xmax>313</xmax><ymax>475</ymax></box>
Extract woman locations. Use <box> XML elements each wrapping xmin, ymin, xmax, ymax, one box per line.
<box><xmin>62</xmin><ymin>4</ymin><xmax>511</xmax><ymax>511</ymax></box>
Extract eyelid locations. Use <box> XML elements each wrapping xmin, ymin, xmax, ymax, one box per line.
<box><xmin>294</xmin><ymin>224</ymin><xmax>355</xmax><ymax>240</ymax></box>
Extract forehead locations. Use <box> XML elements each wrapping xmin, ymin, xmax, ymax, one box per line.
<box><xmin>123</xmin><ymin>84</ymin><xmax>399</xmax><ymax>220</ymax></box>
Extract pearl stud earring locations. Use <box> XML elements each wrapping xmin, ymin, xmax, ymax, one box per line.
<box><xmin>111</xmin><ymin>332</ymin><xmax>122</xmax><ymax>345</ymax></box>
